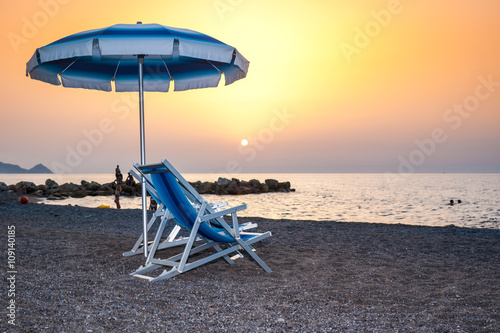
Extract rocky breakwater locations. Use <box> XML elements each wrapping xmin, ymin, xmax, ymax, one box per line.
<box><xmin>189</xmin><ymin>177</ymin><xmax>295</xmax><ymax>195</ymax></box>
<box><xmin>2</xmin><ymin>177</ymin><xmax>294</xmax><ymax>200</ymax></box>
<box><xmin>4</xmin><ymin>179</ymin><xmax>141</xmax><ymax>200</ymax></box>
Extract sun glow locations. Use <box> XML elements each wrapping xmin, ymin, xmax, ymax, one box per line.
<box><xmin>3</xmin><ymin>0</ymin><xmax>499</xmax><ymax>173</ymax></box>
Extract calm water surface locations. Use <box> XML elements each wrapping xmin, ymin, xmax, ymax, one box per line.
<box><xmin>2</xmin><ymin>173</ymin><xmax>499</xmax><ymax>229</ymax></box>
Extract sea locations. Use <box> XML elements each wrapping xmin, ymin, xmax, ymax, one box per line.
<box><xmin>2</xmin><ymin>173</ymin><xmax>499</xmax><ymax>229</ymax></box>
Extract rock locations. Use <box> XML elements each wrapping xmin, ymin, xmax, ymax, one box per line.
<box><xmin>71</xmin><ymin>189</ymin><xmax>88</xmax><ymax>198</ymax></box>
<box><xmin>194</xmin><ymin>182</ymin><xmax>203</xmax><ymax>194</ymax></box>
<box><xmin>81</xmin><ymin>180</ymin><xmax>90</xmax><ymax>187</ymax></box>
<box><xmin>190</xmin><ymin>180</ymin><xmax>202</xmax><ymax>188</ymax></box>
<box><xmin>214</xmin><ymin>186</ymin><xmax>228</xmax><ymax>195</ymax></box>
<box><xmin>191</xmin><ymin>181</ymin><xmax>215</xmax><ymax>194</ymax></box>
<box><xmin>37</xmin><ymin>185</ymin><xmax>49</xmax><ymax>193</ymax></box>
<box><xmin>0</xmin><ymin>182</ymin><xmax>9</xmax><ymax>191</ymax></box>
<box><xmin>202</xmin><ymin>181</ymin><xmax>214</xmax><ymax>193</ymax></box>
<box><xmin>260</xmin><ymin>184</ymin><xmax>270</xmax><ymax>193</ymax></box>
<box><xmin>241</xmin><ymin>181</ymin><xmax>260</xmax><ymax>193</ymax></box>
<box><xmin>100</xmin><ymin>183</ymin><xmax>113</xmax><ymax>192</ymax></box>
<box><xmin>59</xmin><ymin>183</ymin><xmax>80</xmax><ymax>193</ymax></box>
<box><xmin>45</xmin><ymin>179</ymin><xmax>59</xmax><ymax>188</ymax></box>
<box><xmin>47</xmin><ymin>188</ymin><xmax>61</xmax><ymax>195</ymax></box>
<box><xmin>235</xmin><ymin>186</ymin><xmax>253</xmax><ymax>195</ymax></box>
<box><xmin>88</xmin><ymin>181</ymin><xmax>101</xmax><ymax>191</ymax></box>
<box><xmin>216</xmin><ymin>177</ymin><xmax>230</xmax><ymax>187</ymax></box>
<box><xmin>32</xmin><ymin>190</ymin><xmax>44</xmax><ymax>197</ymax></box>
<box><xmin>227</xmin><ymin>180</ymin><xmax>238</xmax><ymax>189</ymax></box>
<box><xmin>121</xmin><ymin>185</ymin><xmax>136</xmax><ymax>196</ymax></box>
<box><xmin>95</xmin><ymin>190</ymin><xmax>113</xmax><ymax>196</ymax></box>
<box><xmin>249</xmin><ymin>179</ymin><xmax>261</xmax><ymax>188</ymax></box>
<box><xmin>47</xmin><ymin>192</ymin><xmax>67</xmax><ymax>198</ymax></box>
<box><xmin>265</xmin><ymin>179</ymin><xmax>279</xmax><ymax>190</ymax></box>
<box><xmin>15</xmin><ymin>181</ymin><xmax>38</xmax><ymax>194</ymax></box>
<box><xmin>277</xmin><ymin>181</ymin><xmax>291</xmax><ymax>192</ymax></box>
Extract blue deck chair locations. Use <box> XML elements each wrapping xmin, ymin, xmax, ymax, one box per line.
<box><xmin>124</xmin><ymin>166</ymin><xmax>257</xmax><ymax>261</ymax></box>
<box><xmin>130</xmin><ymin>159</ymin><xmax>272</xmax><ymax>281</ymax></box>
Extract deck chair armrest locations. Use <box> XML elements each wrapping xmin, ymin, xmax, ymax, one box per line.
<box><xmin>200</xmin><ymin>204</ymin><xmax>247</xmax><ymax>223</ymax></box>
<box><xmin>210</xmin><ymin>202</ymin><xmax>228</xmax><ymax>211</ymax></box>
<box><xmin>193</xmin><ymin>201</ymin><xmax>227</xmax><ymax>211</ymax></box>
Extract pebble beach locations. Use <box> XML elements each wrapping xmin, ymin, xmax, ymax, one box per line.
<box><xmin>1</xmin><ymin>191</ymin><xmax>499</xmax><ymax>332</ymax></box>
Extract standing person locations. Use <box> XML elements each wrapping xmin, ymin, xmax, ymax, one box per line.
<box><xmin>115</xmin><ymin>165</ymin><xmax>123</xmax><ymax>183</ymax></box>
<box><xmin>114</xmin><ymin>183</ymin><xmax>122</xmax><ymax>209</ymax></box>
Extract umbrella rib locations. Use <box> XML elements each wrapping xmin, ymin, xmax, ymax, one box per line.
<box><xmin>160</xmin><ymin>56</ymin><xmax>172</xmax><ymax>79</ymax></box>
<box><xmin>60</xmin><ymin>57</ymin><xmax>80</xmax><ymax>74</ymax></box>
<box><xmin>112</xmin><ymin>57</ymin><xmax>122</xmax><ymax>80</ymax></box>
<box><xmin>56</xmin><ymin>57</ymin><xmax>80</xmax><ymax>85</ymax></box>
<box><xmin>207</xmin><ymin>60</ymin><xmax>222</xmax><ymax>74</ymax></box>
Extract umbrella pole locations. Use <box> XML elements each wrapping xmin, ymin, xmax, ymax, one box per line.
<box><xmin>138</xmin><ymin>54</ymin><xmax>148</xmax><ymax>258</ymax></box>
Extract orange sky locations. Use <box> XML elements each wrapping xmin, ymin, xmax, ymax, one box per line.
<box><xmin>1</xmin><ymin>0</ymin><xmax>499</xmax><ymax>173</ymax></box>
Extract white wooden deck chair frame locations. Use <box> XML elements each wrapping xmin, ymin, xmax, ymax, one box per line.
<box><xmin>130</xmin><ymin>159</ymin><xmax>272</xmax><ymax>282</ymax></box>
<box><xmin>123</xmin><ymin>168</ymin><xmax>257</xmax><ymax>260</ymax></box>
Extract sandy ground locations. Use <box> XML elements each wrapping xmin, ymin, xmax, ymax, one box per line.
<box><xmin>1</xmin><ymin>191</ymin><xmax>499</xmax><ymax>332</ymax></box>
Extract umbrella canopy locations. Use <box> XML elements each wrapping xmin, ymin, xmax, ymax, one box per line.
<box><xmin>26</xmin><ymin>23</ymin><xmax>249</xmax><ymax>92</ymax></box>
<box><xmin>26</xmin><ymin>23</ymin><xmax>249</xmax><ymax>258</ymax></box>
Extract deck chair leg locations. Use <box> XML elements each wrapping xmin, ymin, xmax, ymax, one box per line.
<box><xmin>212</xmin><ymin>243</ymin><xmax>236</xmax><ymax>265</ymax></box>
<box><xmin>178</xmin><ymin>202</ymin><xmax>207</xmax><ymax>272</ymax></box>
<box><xmin>146</xmin><ymin>211</ymin><xmax>171</xmax><ymax>264</ymax></box>
<box><xmin>123</xmin><ymin>209</ymin><xmax>162</xmax><ymax>256</ymax></box>
<box><xmin>193</xmin><ymin>230</ymin><xmax>236</xmax><ymax>265</ymax></box>
<box><xmin>217</xmin><ymin>212</ymin><xmax>272</xmax><ymax>273</ymax></box>
<box><xmin>177</xmin><ymin>225</ymin><xmax>200</xmax><ymax>273</ymax></box>
<box><xmin>165</xmin><ymin>224</ymin><xmax>181</xmax><ymax>242</ymax></box>
<box><xmin>236</xmin><ymin>239</ymin><xmax>271</xmax><ymax>272</ymax></box>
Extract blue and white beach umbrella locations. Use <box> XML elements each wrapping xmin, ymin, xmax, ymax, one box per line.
<box><xmin>26</xmin><ymin>22</ymin><xmax>249</xmax><ymax>257</ymax></box>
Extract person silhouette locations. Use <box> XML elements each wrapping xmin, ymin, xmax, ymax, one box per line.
<box><xmin>447</xmin><ymin>199</ymin><xmax>454</xmax><ymax>206</ymax></box>
<box><xmin>149</xmin><ymin>198</ymin><xmax>158</xmax><ymax>211</ymax></box>
<box><xmin>126</xmin><ymin>172</ymin><xmax>135</xmax><ymax>186</ymax></box>
<box><xmin>114</xmin><ymin>184</ymin><xmax>122</xmax><ymax>209</ymax></box>
<box><xmin>115</xmin><ymin>165</ymin><xmax>123</xmax><ymax>183</ymax></box>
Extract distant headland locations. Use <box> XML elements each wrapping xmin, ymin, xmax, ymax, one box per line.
<box><xmin>0</xmin><ymin>162</ymin><xmax>53</xmax><ymax>174</ymax></box>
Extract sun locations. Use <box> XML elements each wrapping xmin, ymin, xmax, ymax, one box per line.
<box><xmin>241</xmin><ymin>139</ymin><xmax>249</xmax><ymax>146</ymax></box>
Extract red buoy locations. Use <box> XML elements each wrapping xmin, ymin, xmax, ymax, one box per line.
<box><xmin>20</xmin><ymin>196</ymin><xmax>28</xmax><ymax>204</ymax></box>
